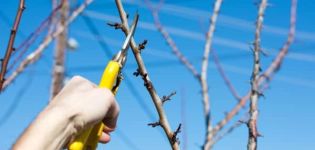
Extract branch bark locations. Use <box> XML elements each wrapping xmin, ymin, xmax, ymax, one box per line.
<box><xmin>0</xmin><ymin>0</ymin><xmax>25</xmax><ymax>91</ymax></box>
<box><xmin>51</xmin><ymin>0</ymin><xmax>69</xmax><ymax>98</ymax></box>
<box><xmin>201</xmin><ymin>0</ymin><xmax>223</xmax><ymax>150</ymax></box>
<box><xmin>2</xmin><ymin>0</ymin><xmax>93</xmax><ymax>91</ymax></box>
<box><xmin>115</xmin><ymin>0</ymin><xmax>180</xmax><ymax>149</ymax></box>
<box><xmin>247</xmin><ymin>1</ymin><xmax>267</xmax><ymax>149</ymax></box>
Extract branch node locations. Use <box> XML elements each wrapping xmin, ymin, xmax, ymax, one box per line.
<box><xmin>171</xmin><ymin>123</ymin><xmax>182</xmax><ymax>145</ymax></box>
<box><xmin>11</xmin><ymin>29</ymin><xmax>16</xmax><ymax>34</ymax></box>
<box><xmin>144</xmin><ymin>80</ymin><xmax>152</xmax><ymax>89</ymax></box>
<box><xmin>148</xmin><ymin>121</ymin><xmax>161</xmax><ymax>127</ymax></box>
<box><xmin>138</xmin><ymin>40</ymin><xmax>148</xmax><ymax>52</ymax></box>
<box><xmin>107</xmin><ymin>22</ymin><xmax>123</xmax><ymax>30</ymax></box>
<box><xmin>133</xmin><ymin>68</ymin><xmax>140</xmax><ymax>77</ymax></box>
<box><xmin>161</xmin><ymin>91</ymin><xmax>176</xmax><ymax>104</ymax></box>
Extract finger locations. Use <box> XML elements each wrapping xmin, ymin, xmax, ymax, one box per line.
<box><xmin>103</xmin><ymin>125</ymin><xmax>115</xmax><ymax>133</ymax></box>
<box><xmin>51</xmin><ymin>76</ymin><xmax>97</xmax><ymax>102</ymax></box>
<box><xmin>99</xmin><ymin>132</ymin><xmax>111</xmax><ymax>143</ymax></box>
<box><xmin>102</xmin><ymin>92</ymin><xmax>120</xmax><ymax>130</ymax></box>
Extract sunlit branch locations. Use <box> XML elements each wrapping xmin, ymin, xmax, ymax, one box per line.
<box><xmin>0</xmin><ymin>0</ymin><xmax>25</xmax><ymax>91</ymax></box>
<box><xmin>115</xmin><ymin>0</ymin><xmax>180</xmax><ymax>149</ymax></box>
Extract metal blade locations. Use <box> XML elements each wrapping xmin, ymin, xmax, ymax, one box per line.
<box><xmin>121</xmin><ymin>13</ymin><xmax>139</xmax><ymax>52</ymax></box>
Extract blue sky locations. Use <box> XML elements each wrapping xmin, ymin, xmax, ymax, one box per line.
<box><xmin>0</xmin><ymin>0</ymin><xmax>314</xmax><ymax>149</ymax></box>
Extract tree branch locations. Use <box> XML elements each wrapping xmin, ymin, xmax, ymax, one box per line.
<box><xmin>144</xmin><ymin>0</ymin><xmax>200</xmax><ymax>80</ymax></box>
<box><xmin>208</xmin><ymin>0</ymin><xmax>297</xmax><ymax>147</ymax></box>
<box><xmin>247</xmin><ymin>0</ymin><xmax>267</xmax><ymax>149</ymax></box>
<box><xmin>259</xmin><ymin>0</ymin><xmax>297</xmax><ymax>85</ymax></box>
<box><xmin>212</xmin><ymin>115</ymin><xmax>247</xmax><ymax>145</ymax></box>
<box><xmin>0</xmin><ymin>0</ymin><xmax>25</xmax><ymax>91</ymax></box>
<box><xmin>2</xmin><ymin>0</ymin><xmax>93</xmax><ymax>91</ymax></box>
<box><xmin>211</xmin><ymin>50</ymin><xmax>241</xmax><ymax>101</ymax></box>
<box><xmin>115</xmin><ymin>0</ymin><xmax>180</xmax><ymax>149</ymax></box>
<box><xmin>201</xmin><ymin>0</ymin><xmax>223</xmax><ymax>150</ymax></box>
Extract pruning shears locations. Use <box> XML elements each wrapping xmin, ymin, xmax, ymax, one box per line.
<box><xmin>68</xmin><ymin>13</ymin><xmax>139</xmax><ymax>150</ymax></box>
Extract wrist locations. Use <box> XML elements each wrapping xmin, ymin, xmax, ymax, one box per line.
<box><xmin>13</xmin><ymin>104</ymin><xmax>82</xmax><ymax>150</ymax></box>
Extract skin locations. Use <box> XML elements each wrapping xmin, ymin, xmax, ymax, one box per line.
<box><xmin>12</xmin><ymin>76</ymin><xmax>119</xmax><ymax>150</ymax></box>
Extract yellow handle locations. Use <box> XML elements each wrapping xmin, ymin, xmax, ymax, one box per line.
<box><xmin>68</xmin><ymin>61</ymin><xmax>121</xmax><ymax>150</ymax></box>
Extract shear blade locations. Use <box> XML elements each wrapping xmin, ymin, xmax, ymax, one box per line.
<box><xmin>121</xmin><ymin>13</ymin><xmax>139</xmax><ymax>53</ymax></box>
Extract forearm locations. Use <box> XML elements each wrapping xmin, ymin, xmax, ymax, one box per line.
<box><xmin>13</xmin><ymin>105</ymin><xmax>82</xmax><ymax>150</ymax></box>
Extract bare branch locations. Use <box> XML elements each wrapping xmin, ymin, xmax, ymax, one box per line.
<box><xmin>247</xmin><ymin>0</ymin><xmax>267</xmax><ymax>149</ymax></box>
<box><xmin>0</xmin><ymin>0</ymin><xmax>25</xmax><ymax>91</ymax></box>
<box><xmin>7</xmin><ymin>2</ymin><xmax>63</xmax><ymax>72</ymax></box>
<box><xmin>144</xmin><ymin>0</ymin><xmax>200</xmax><ymax>80</ymax></box>
<box><xmin>2</xmin><ymin>0</ymin><xmax>94</xmax><ymax>91</ymax></box>
<box><xmin>51</xmin><ymin>0</ymin><xmax>69</xmax><ymax>98</ymax></box>
<box><xmin>201</xmin><ymin>0</ymin><xmax>223</xmax><ymax>149</ymax></box>
<box><xmin>161</xmin><ymin>91</ymin><xmax>176</xmax><ymax>104</ymax></box>
<box><xmin>208</xmin><ymin>0</ymin><xmax>297</xmax><ymax>147</ymax></box>
<box><xmin>115</xmin><ymin>0</ymin><xmax>180</xmax><ymax>149</ymax></box>
<box><xmin>211</xmin><ymin>50</ymin><xmax>241</xmax><ymax>101</ymax></box>
<box><xmin>259</xmin><ymin>0</ymin><xmax>297</xmax><ymax>85</ymax></box>
<box><xmin>212</xmin><ymin>115</ymin><xmax>248</xmax><ymax>145</ymax></box>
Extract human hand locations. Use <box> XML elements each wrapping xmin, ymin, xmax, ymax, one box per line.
<box><xmin>50</xmin><ymin>76</ymin><xmax>120</xmax><ymax>143</ymax></box>
<box><xmin>13</xmin><ymin>76</ymin><xmax>119</xmax><ymax>150</ymax></box>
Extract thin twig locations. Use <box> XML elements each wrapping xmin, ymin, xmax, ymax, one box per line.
<box><xmin>161</xmin><ymin>91</ymin><xmax>176</xmax><ymax>104</ymax></box>
<box><xmin>2</xmin><ymin>0</ymin><xmax>94</xmax><ymax>91</ymax></box>
<box><xmin>259</xmin><ymin>0</ymin><xmax>297</xmax><ymax>85</ymax></box>
<box><xmin>211</xmin><ymin>115</ymin><xmax>248</xmax><ymax>145</ymax></box>
<box><xmin>144</xmin><ymin>0</ymin><xmax>200</xmax><ymax>80</ymax></box>
<box><xmin>115</xmin><ymin>0</ymin><xmax>180</xmax><ymax>149</ymax></box>
<box><xmin>201</xmin><ymin>0</ymin><xmax>223</xmax><ymax>150</ymax></box>
<box><xmin>211</xmin><ymin>50</ymin><xmax>241</xmax><ymax>101</ymax></box>
<box><xmin>0</xmin><ymin>0</ymin><xmax>25</xmax><ymax>91</ymax></box>
<box><xmin>7</xmin><ymin>2</ymin><xmax>63</xmax><ymax>72</ymax></box>
<box><xmin>209</xmin><ymin>0</ymin><xmax>297</xmax><ymax>147</ymax></box>
<box><xmin>247</xmin><ymin>0</ymin><xmax>267</xmax><ymax>149</ymax></box>
<box><xmin>51</xmin><ymin>0</ymin><xmax>69</xmax><ymax>98</ymax></box>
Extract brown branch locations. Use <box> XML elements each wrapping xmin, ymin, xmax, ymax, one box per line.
<box><xmin>7</xmin><ymin>2</ymin><xmax>63</xmax><ymax>72</ymax></box>
<box><xmin>2</xmin><ymin>0</ymin><xmax>94</xmax><ymax>91</ymax></box>
<box><xmin>0</xmin><ymin>0</ymin><xmax>25</xmax><ymax>91</ymax></box>
<box><xmin>201</xmin><ymin>0</ymin><xmax>223</xmax><ymax>150</ymax></box>
<box><xmin>115</xmin><ymin>0</ymin><xmax>180</xmax><ymax>149</ymax></box>
<box><xmin>247</xmin><ymin>0</ymin><xmax>267</xmax><ymax>149</ymax></box>
<box><xmin>211</xmin><ymin>50</ymin><xmax>241</xmax><ymax>101</ymax></box>
<box><xmin>51</xmin><ymin>0</ymin><xmax>69</xmax><ymax>98</ymax></box>
<box><xmin>212</xmin><ymin>115</ymin><xmax>248</xmax><ymax>145</ymax></box>
<box><xmin>144</xmin><ymin>0</ymin><xmax>200</xmax><ymax>80</ymax></box>
<box><xmin>208</xmin><ymin>0</ymin><xmax>297</xmax><ymax>148</ymax></box>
